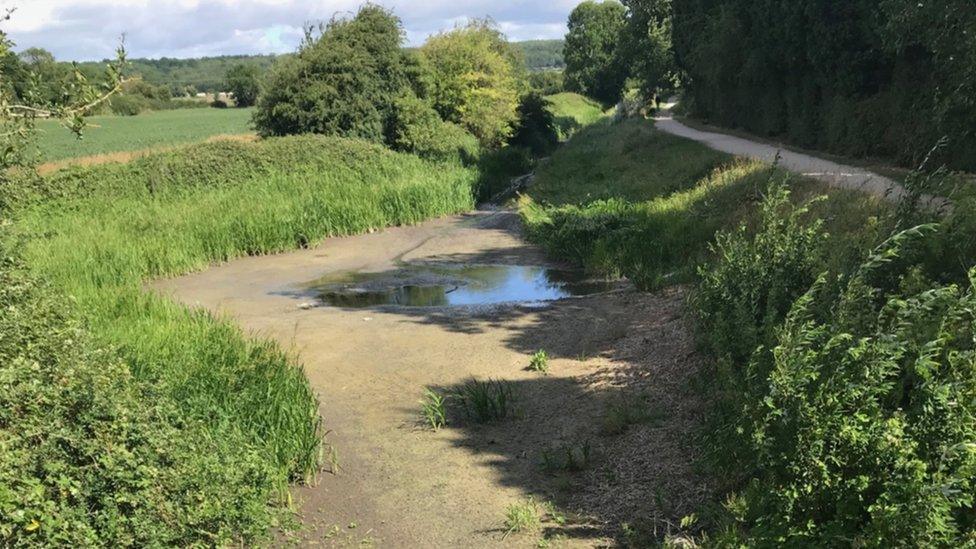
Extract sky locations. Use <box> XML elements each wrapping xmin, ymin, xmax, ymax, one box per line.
<box><xmin>0</xmin><ymin>0</ymin><xmax>578</xmax><ymax>62</ymax></box>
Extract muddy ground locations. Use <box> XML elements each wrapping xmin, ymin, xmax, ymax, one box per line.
<box><xmin>155</xmin><ymin>211</ymin><xmax>711</xmax><ymax>547</ymax></box>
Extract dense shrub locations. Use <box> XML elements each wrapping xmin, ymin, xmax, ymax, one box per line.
<box><xmin>693</xmin><ymin>177</ymin><xmax>976</xmax><ymax>544</ymax></box>
<box><xmin>387</xmin><ymin>93</ymin><xmax>480</xmax><ymax>163</ymax></box>
<box><xmin>694</xmin><ymin>183</ymin><xmax>827</xmax><ymax>364</ymax></box>
<box><xmin>420</xmin><ymin>20</ymin><xmax>525</xmax><ymax>148</ymax></box>
<box><xmin>672</xmin><ymin>0</ymin><xmax>976</xmax><ymax>170</ymax></box>
<box><xmin>509</xmin><ymin>92</ymin><xmax>559</xmax><ymax>156</ymax></box>
<box><xmin>721</xmin><ymin>229</ymin><xmax>976</xmax><ymax>546</ymax></box>
<box><xmin>224</xmin><ymin>63</ymin><xmax>260</xmax><ymax>107</ymax></box>
<box><xmin>528</xmin><ymin>70</ymin><xmax>564</xmax><ymax>95</ymax></box>
<box><xmin>253</xmin><ymin>5</ymin><xmax>415</xmax><ymax>141</ymax></box>
<box><xmin>0</xmin><ymin>248</ymin><xmax>287</xmax><ymax>546</ymax></box>
<box><xmin>108</xmin><ymin>94</ymin><xmax>148</xmax><ymax>116</ymax></box>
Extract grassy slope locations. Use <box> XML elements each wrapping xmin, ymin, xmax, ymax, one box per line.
<box><xmin>520</xmin><ymin>117</ymin><xmax>884</xmax><ymax>288</ymax></box>
<box><xmin>7</xmin><ymin>135</ymin><xmax>477</xmax><ymax>544</ymax></box>
<box><xmin>545</xmin><ymin>92</ymin><xmax>607</xmax><ymax>140</ymax></box>
<box><xmin>34</xmin><ymin>107</ymin><xmax>254</xmax><ymax>162</ymax></box>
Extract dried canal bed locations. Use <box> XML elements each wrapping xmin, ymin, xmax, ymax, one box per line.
<box><xmin>155</xmin><ymin>211</ymin><xmax>710</xmax><ymax>547</ymax></box>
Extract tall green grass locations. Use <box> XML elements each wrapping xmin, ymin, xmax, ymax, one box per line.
<box><xmin>6</xmin><ymin>134</ymin><xmax>477</xmax><ymax>544</ymax></box>
<box><xmin>529</xmin><ymin>118</ymin><xmax>729</xmax><ymax>206</ymax></box>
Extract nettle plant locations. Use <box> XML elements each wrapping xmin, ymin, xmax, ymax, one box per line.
<box><xmin>736</xmin><ymin>226</ymin><xmax>976</xmax><ymax>545</ymax></box>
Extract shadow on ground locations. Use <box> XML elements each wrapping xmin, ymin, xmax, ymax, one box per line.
<box><xmin>396</xmin><ymin>288</ymin><xmax>714</xmax><ymax>544</ymax></box>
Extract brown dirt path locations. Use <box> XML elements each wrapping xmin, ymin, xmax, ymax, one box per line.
<box><xmin>154</xmin><ymin>211</ymin><xmax>710</xmax><ymax>547</ymax></box>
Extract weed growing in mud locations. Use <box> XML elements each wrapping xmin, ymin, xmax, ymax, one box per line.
<box><xmin>420</xmin><ymin>388</ymin><xmax>448</xmax><ymax>431</ymax></box>
<box><xmin>528</xmin><ymin>349</ymin><xmax>550</xmax><ymax>374</ymax></box>
<box><xmin>454</xmin><ymin>378</ymin><xmax>517</xmax><ymax>423</ymax></box>
<box><xmin>504</xmin><ymin>498</ymin><xmax>541</xmax><ymax>537</ymax></box>
<box><xmin>602</xmin><ymin>393</ymin><xmax>665</xmax><ymax>435</ymax></box>
<box><xmin>540</xmin><ymin>440</ymin><xmax>593</xmax><ymax>473</ymax></box>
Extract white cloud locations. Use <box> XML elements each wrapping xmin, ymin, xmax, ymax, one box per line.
<box><xmin>0</xmin><ymin>0</ymin><xmax>575</xmax><ymax>61</ymax></box>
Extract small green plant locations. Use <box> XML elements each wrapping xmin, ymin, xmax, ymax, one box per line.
<box><xmin>420</xmin><ymin>388</ymin><xmax>448</xmax><ymax>431</ymax></box>
<box><xmin>454</xmin><ymin>378</ymin><xmax>517</xmax><ymax>423</ymax></box>
<box><xmin>503</xmin><ymin>498</ymin><xmax>541</xmax><ymax>537</ymax></box>
<box><xmin>528</xmin><ymin>349</ymin><xmax>550</xmax><ymax>374</ymax></box>
<box><xmin>540</xmin><ymin>440</ymin><xmax>593</xmax><ymax>473</ymax></box>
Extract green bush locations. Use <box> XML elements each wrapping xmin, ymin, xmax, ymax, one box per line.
<box><xmin>388</xmin><ymin>93</ymin><xmax>480</xmax><ymax>164</ymax></box>
<box><xmin>420</xmin><ymin>20</ymin><xmax>525</xmax><ymax>148</ymax></box>
<box><xmin>253</xmin><ymin>5</ymin><xmax>415</xmax><ymax>141</ymax></box>
<box><xmin>108</xmin><ymin>94</ymin><xmax>149</xmax><ymax>116</ymax></box>
<box><xmin>693</xmin><ymin>183</ymin><xmax>827</xmax><ymax>364</ymax></box>
<box><xmin>509</xmin><ymin>92</ymin><xmax>559</xmax><ymax>156</ymax></box>
<box><xmin>0</xmin><ymin>249</ymin><xmax>285</xmax><ymax>546</ymax></box>
<box><xmin>528</xmin><ymin>70</ymin><xmax>564</xmax><ymax>95</ymax></box>
<box><xmin>721</xmin><ymin>228</ymin><xmax>976</xmax><ymax>546</ymax></box>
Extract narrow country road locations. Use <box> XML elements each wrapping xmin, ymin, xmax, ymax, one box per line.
<box><xmin>653</xmin><ymin>103</ymin><xmax>910</xmax><ymax>201</ymax></box>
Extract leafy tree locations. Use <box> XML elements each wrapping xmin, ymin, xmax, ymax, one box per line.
<box><xmin>420</xmin><ymin>20</ymin><xmax>525</xmax><ymax>148</ymax></box>
<box><xmin>224</xmin><ymin>63</ymin><xmax>259</xmax><ymax>107</ymax></box>
<box><xmin>528</xmin><ymin>70</ymin><xmax>564</xmax><ymax>95</ymax></box>
<box><xmin>16</xmin><ymin>47</ymin><xmax>74</xmax><ymax>106</ymax></box>
<box><xmin>563</xmin><ymin>1</ymin><xmax>628</xmax><ymax>106</ymax></box>
<box><xmin>618</xmin><ymin>0</ymin><xmax>677</xmax><ymax>102</ymax></box>
<box><xmin>509</xmin><ymin>92</ymin><xmax>559</xmax><ymax>155</ymax></box>
<box><xmin>253</xmin><ymin>5</ymin><xmax>416</xmax><ymax>140</ymax></box>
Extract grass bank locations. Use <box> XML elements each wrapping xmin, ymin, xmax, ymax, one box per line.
<box><xmin>3</xmin><ymin>135</ymin><xmax>477</xmax><ymax>545</ymax></box>
<box><xmin>34</xmin><ymin>107</ymin><xmax>255</xmax><ymax>162</ymax></box>
<box><xmin>545</xmin><ymin>92</ymin><xmax>607</xmax><ymax>140</ymax></box>
<box><xmin>520</xmin><ymin>118</ymin><xmax>882</xmax><ymax>288</ymax></box>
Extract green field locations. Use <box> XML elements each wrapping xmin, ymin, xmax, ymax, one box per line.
<box><xmin>35</xmin><ymin>108</ymin><xmax>255</xmax><ymax>162</ymax></box>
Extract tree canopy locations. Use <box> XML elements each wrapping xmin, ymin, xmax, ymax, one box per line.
<box><xmin>252</xmin><ymin>5</ymin><xmax>415</xmax><ymax>140</ymax></box>
<box><xmin>225</xmin><ymin>64</ymin><xmax>260</xmax><ymax>107</ymax></box>
<box><xmin>563</xmin><ymin>1</ymin><xmax>628</xmax><ymax>106</ymax></box>
<box><xmin>671</xmin><ymin>0</ymin><xmax>976</xmax><ymax>170</ymax></box>
<box><xmin>420</xmin><ymin>20</ymin><xmax>525</xmax><ymax>148</ymax></box>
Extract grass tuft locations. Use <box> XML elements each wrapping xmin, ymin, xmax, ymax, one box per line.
<box><xmin>420</xmin><ymin>388</ymin><xmax>448</xmax><ymax>431</ymax></box>
<box><xmin>528</xmin><ymin>349</ymin><xmax>550</xmax><ymax>374</ymax></box>
<box><xmin>453</xmin><ymin>378</ymin><xmax>518</xmax><ymax>423</ymax></box>
<box><xmin>504</xmin><ymin>498</ymin><xmax>541</xmax><ymax>537</ymax></box>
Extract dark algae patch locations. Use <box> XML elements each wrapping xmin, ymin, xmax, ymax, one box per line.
<box><xmin>305</xmin><ymin>264</ymin><xmax>619</xmax><ymax>308</ymax></box>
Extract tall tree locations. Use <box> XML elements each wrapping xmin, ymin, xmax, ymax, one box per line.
<box><xmin>224</xmin><ymin>63</ymin><xmax>260</xmax><ymax>107</ymax></box>
<box><xmin>671</xmin><ymin>0</ymin><xmax>976</xmax><ymax>170</ymax></box>
<box><xmin>563</xmin><ymin>1</ymin><xmax>628</xmax><ymax>106</ymax></box>
<box><xmin>618</xmin><ymin>0</ymin><xmax>677</xmax><ymax>102</ymax></box>
<box><xmin>420</xmin><ymin>20</ymin><xmax>525</xmax><ymax>148</ymax></box>
<box><xmin>253</xmin><ymin>5</ymin><xmax>416</xmax><ymax>140</ymax></box>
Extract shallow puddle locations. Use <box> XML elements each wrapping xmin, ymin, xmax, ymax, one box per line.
<box><xmin>304</xmin><ymin>264</ymin><xmax>618</xmax><ymax>308</ymax></box>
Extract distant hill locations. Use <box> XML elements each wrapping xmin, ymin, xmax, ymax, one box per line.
<box><xmin>75</xmin><ymin>40</ymin><xmax>565</xmax><ymax>94</ymax></box>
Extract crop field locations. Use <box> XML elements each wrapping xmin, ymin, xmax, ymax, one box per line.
<box><xmin>34</xmin><ymin>107</ymin><xmax>255</xmax><ymax>163</ymax></box>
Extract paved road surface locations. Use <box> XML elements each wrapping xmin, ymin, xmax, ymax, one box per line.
<box><xmin>653</xmin><ymin>104</ymin><xmax>909</xmax><ymax>201</ymax></box>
